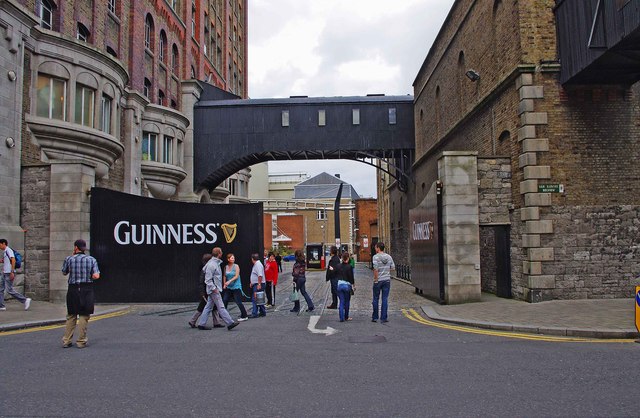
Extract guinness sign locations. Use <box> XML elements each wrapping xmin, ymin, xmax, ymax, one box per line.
<box><xmin>90</xmin><ymin>188</ymin><xmax>263</xmax><ymax>302</ymax></box>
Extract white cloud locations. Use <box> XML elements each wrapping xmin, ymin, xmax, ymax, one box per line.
<box><xmin>249</xmin><ymin>0</ymin><xmax>455</xmax><ymax>197</ymax></box>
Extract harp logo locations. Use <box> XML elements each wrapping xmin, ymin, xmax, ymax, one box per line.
<box><xmin>220</xmin><ymin>223</ymin><xmax>237</xmax><ymax>243</ymax></box>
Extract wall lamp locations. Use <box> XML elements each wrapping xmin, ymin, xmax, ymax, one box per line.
<box><xmin>465</xmin><ymin>69</ymin><xmax>480</xmax><ymax>82</ymax></box>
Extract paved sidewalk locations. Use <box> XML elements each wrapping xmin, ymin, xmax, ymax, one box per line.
<box><xmin>421</xmin><ymin>292</ymin><xmax>639</xmax><ymax>339</ymax></box>
<box><xmin>0</xmin><ymin>299</ymin><xmax>129</xmax><ymax>332</ymax></box>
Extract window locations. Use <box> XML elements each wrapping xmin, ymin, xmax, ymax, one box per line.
<box><xmin>190</xmin><ymin>65</ymin><xmax>196</xmax><ymax>78</ymax></box>
<box><xmin>163</xmin><ymin>136</ymin><xmax>173</xmax><ymax>164</ymax></box>
<box><xmin>318</xmin><ymin>109</ymin><xmax>326</xmax><ymax>126</ymax></box>
<box><xmin>37</xmin><ymin>0</ymin><xmax>53</xmax><ymax>30</ymax></box>
<box><xmin>158</xmin><ymin>90</ymin><xmax>165</xmax><ymax>106</ymax></box>
<box><xmin>106</xmin><ymin>46</ymin><xmax>117</xmax><ymax>58</ymax></box>
<box><xmin>77</xmin><ymin>23</ymin><xmax>90</xmax><ymax>42</ymax></box>
<box><xmin>159</xmin><ymin>31</ymin><xmax>167</xmax><ymax>63</ymax></box>
<box><xmin>75</xmin><ymin>85</ymin><xmax>95</xmax><ymax>127</ymax></box>
<box><xmin>352</xmin><ymin>108</ymin><xmax>360</xmax><ymax>125</ymax></box>
<box><xmin>36</xmin><ymin>75</ymin><xmax>66</xmax><ymax>120</ymax></box>
<box><xmin>170</xmin><ymin>99</ymin><xmax>177</xmax><ymax>109</ymax></box>
<box><xmin>172</xmin><ymin>44</ymin><xmax>179</xmax><ymax>73</ymax></box>
<box><xmin>317</xmin><ymin>209</ymin><xmax>328</xmax><ymax>221</ymax></box>
<box><xmin>142</xmin><ymin>132</ymin><xmax>157</xmax><ymax>161</ymax></box>
<box><xmin>388</xmin><ymin>107</ymin><xmax>397</xmax><ymax>125</ymax></box>
<box><xmin>229</xmin><ymin>178</ymin><xmax>237</xmax><ymax>195</ymax></box>
<box><xmin>108</xmin><ymin>0</ymin><xmax>116</xmax><ymax>14</ymax></box>
<box><xmin>281</xmin><ymin>110</ymin><xmax>289</xmax><ymax>127</ymax></box>
<box><xmin>171</xmin><ymin>0</ymin><xmax>178</xmax><ymax>10</ymax></box>
<box><xmin>144</xmin><ymin>15</ymin><xmax>154</xmax><ymax>50</ymax></box>
<box><xmin>143</xmin><ymin>78</ymin><xmax>151</xmax><ymax>98</ymax></box>
<box><xmin>177</xmin><ymin>139</ymin><xmax>183</xmax><ymax>166</ymax></box>
<box><xmin>101</xmin><ymin>94</ymin><xmax>112</xmax><ymax>134</ymax></box>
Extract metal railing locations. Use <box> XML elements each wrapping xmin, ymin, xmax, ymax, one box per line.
<box><xmin>395</xmin><ymin>264</ymin><xmax>411</xmax><ymax>282</ymax></box>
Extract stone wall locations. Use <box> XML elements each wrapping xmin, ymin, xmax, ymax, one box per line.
<box><xmin>20</xmin><ymin>165</ymin><xmax>51</xmax><ymax>300</ymax></box>
<box><xmin>542</xmin><ymin>205</ymin><xmax>640</xmax><ymax>299</ymax></box>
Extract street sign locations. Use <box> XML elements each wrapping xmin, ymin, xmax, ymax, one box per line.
<box><xmin>635</xmin><ymin>286</ymin><xmax>640</xmax><ymax>334</ymax></box>
<box><xmin>538</xmin><ymin>183</ymin><xmax>564</xmax><ymax>193</ymax></box>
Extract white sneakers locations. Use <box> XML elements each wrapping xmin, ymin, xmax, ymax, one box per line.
<box><xmin>0</xmin><ymin>307</ymin><xmax>6</xmax><ymax>311</ymax></box>
<box><xmin>237</xmin><ymin>317</ymin><xmax>248</xmax><ymax>322</ymax></box>
<box><xmin>24</xmin><ymin>298</ymin><xmax>31</xmax><ymax>311</ymax></box>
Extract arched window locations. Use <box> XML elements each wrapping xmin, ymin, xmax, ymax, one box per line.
<box><xmin>159</xmin><ymin>30</ymin><xmax>167</xmax><ymax>63</ymax></box>
<box><xmin>171</xmin><ymin>44</ymin><xmax>179</xmax><ymax>73</ymax></box>
<box><xmin>158</xmin><ymin>90</ymin><xmax>165</xmax><ymax>106</ymax></box>
<box><xmin>108</xmin><ymin>0</ymin><xmax>116</xmax><ymax>15</ymax></box>
<box><xmin>77</xmin><ymin>22</ymin><xmax>90</xmax><ymax>42</ymax></box>
<box><xmin>143</xmin><ymin>78</ymin><xmax>151</xmax><ymax>98</ymax></box>
<box><xmin>37</xmin><ymin>0</ymin><xmax>54</xmax><ymax>30</ymax></box>
<box><xmin>144</xmin><ymin>14</ymin><xmax>154</xmax><ymax>50</ymax></box>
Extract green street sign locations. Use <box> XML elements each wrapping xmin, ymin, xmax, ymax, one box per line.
<box><xmin>538</xmin><ymin>184</ymin><xmax>564</xmax><ymax>193</ymax></box>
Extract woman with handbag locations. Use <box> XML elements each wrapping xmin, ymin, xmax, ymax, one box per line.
<box><xmin>290</xmin><ymin>249</ymin><xmax>315</xmax><ymax>313</ymax></box>
<box><xmin>336</xmin><ymin>252</ymin><xmax>355</xmax><ymax>322</ymax></box>
<box><xmin>222</xmin><ymin>253</ymin><xmax>249</xmax><ymax>321</ymax></box>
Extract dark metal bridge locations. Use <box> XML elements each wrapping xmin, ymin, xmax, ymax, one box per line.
<box><xmin>193</xmin><ymin>89</ymin><xmax>415</xmax><ymax>192</ymax></box>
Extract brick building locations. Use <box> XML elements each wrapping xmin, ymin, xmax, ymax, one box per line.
<box><xmin>0</xmin><ymin>0</ymin><xmax>247</xmax><ymax>301</ymax></box>
<box><xmin>393</xmin><ymin>0</ymin><xmax>640</xmax><ymax>302</ymax></box>
<box><xmin>354</xmin><ymin>198</ymin><xmax>377</xmax><ymax>263</ymax></box>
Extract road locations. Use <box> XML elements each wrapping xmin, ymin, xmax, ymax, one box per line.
<box><xmin>2</xmin><ymin>264</ymin><xmax>638</xmax><ymax>417</ymax></box>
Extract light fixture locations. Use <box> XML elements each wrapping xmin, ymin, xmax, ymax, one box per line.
<box><xmin>465</xmin><ymin>69</ymin><xmax>480</xmax><ymax>82</ymax></box>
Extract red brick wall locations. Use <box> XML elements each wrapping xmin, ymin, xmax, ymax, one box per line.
<box><xmin>355</xmin><ymin>199</ymin><xmax>377</xmax><ymax>262</ymax></box>
<box><xmin>263</xmin><ymin>213</ymin><xmax>272</xmax><ymax>249</ymax></box>
<box><xmin>276</xmin><ymin>215</ymin><xmax>304</xmax><ymax>252</ymax></box>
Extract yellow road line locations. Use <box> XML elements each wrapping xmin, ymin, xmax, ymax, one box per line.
<box><xmin>402</xmin><ymin>308</ymin><xmax>635</xmax><ymax>343</ymax></box>
<box><xmin>0</xmin><ymin>309</ymin><xmax>130</xmax><ymax>337</ymax></box>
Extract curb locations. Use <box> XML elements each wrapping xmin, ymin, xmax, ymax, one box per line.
<box><xmin>0</xmin><ymin>306</ymin><xmax>130</xmax><ymax>332</ymax></box>
<box><xmin>421</xmin><ymin>305</ymin><xmax>639</xmax><ymax>340</ymax></box>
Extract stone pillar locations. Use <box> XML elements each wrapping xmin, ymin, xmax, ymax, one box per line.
<box><xmin>48</xmin><ymin>161</ymin><xmax>96</xmax><ymax>302</ymax></box>
<box><xmin>0</xmin><ymin>0</ymin><xmax>35</xmax><ymax>260</ymax></box>
<box><xmin>177</xmin><ymin>80</ymin><xmax>202</xmax><ymax>202</ymax></box>
<box><xmin>516</xmin><ymin>73</ymin><xmax>555</xmax><ymax>302</ymax></box>
<box><xmin>438</xmin><ymin>151</ymin><xmax>481</xmax><ymax>304</ymax></box>
<box><xmin>121</xmin><ymin>89</ymin><xmax>148</xmax><ymax>195</ymax></box>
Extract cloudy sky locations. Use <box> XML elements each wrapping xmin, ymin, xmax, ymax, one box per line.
<box><xmin>248</xmin><ymin>0</ymin><xmax>454</xmax><ymax>198</ymax></box>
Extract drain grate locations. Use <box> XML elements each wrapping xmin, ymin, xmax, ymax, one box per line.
<box><xmin>348</xmin><ymin>335</ymin><xmax>387</xmax><ymax>343</ymax></box>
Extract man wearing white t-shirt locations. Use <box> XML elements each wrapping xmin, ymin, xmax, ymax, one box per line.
<box><xmin>0</xmin><ymin>238</ymin><xmax>31</xmax><ymax>311</ymax></box>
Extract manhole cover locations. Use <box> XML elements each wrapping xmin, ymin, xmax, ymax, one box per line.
<box><xmin>348</xmin><ymin>335</ymin><xmax>387</xmax><ymax>343</ymax></box>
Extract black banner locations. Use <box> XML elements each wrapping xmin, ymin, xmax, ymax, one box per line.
<box><xmin>409</xmin><ymin>181</ymin><xmax>443</xmax><ymax>303</ymax></box>
<box><xmin>90</xmin><ymin>188</ymin><xmax>263</xmax><ymax>303</ymax></box>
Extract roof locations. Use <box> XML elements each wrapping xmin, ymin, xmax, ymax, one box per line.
<box><xmin>294</xmin><ymin>172</ymin><xmax>360</xmax><ymax>200</ymax></box>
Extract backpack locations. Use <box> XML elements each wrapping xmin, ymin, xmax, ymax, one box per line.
<box><xmin>12</xmin><ymin>249</ymin><xmax>22</xmax><ymax>269</ymax></box>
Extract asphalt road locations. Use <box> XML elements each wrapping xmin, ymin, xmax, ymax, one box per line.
<box><xmin>2</xmin><ymin>266</ymin><xmax>639</xmax><ymax>417</ymax></box>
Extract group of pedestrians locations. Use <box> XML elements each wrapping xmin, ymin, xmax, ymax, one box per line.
<box><xmin>189</xmin><ymin>241</ymin><xmax>396</xmax><ymax>327</ymax></box>
<box><xmin>325</xmin><ymin>242</ymin><xmax>395</xmax><ymax>323</ymax></box>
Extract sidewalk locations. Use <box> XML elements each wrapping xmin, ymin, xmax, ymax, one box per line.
<box><xmin>0</xmin><ymin>299</ymin><xmax>129</xmax><ymax>332</ymax></box>
<box><xmin>420</xmin><ymin>292</ymin><xmax>639</xmax><ymax>339</ymax></box>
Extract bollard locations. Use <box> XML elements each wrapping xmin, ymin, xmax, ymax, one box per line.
<box><xmin>636</xmin><ymin>286</ymin><xmax>640</xmax><ymax>344</ymax></box>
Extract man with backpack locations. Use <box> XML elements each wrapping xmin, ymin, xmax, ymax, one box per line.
<box><xmin>0</xmin><ymin>238</ymin><xmax>31</xmax><ymax>311</ymax></box>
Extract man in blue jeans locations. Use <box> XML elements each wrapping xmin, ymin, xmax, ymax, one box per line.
<box><xmin>371</xmin><ymin>242</ymin><xmax>395</xmax><ymax>323</ymax></box>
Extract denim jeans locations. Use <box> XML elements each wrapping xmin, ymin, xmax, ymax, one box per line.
<box><xmin>251</xmin><ymin>284</ymin><xmax>267</xmax><ymax>316</ymax></box>
<box><xmin>0</xmin><ymin>273</ymin><xmax>26</xmax><ymax>308</ymax></box>
<box><xmin>197</xmin><ymin>291</ymin><xmax>234</xmax><ymax>327</ymax></box>
<box><xmin>337</xmin><ymin>282</ymin><xmax>352</xmax><ymax>321</ymax></box>
<box><xmin>223</xmin><ymin>288</ymin><xmax>247</xmax><ymax>318</ymax></box>
<box><xmin>372</xmin><ymin>280</ymin><xmax>391</xmax><ymax>321</ymax></box>
<box><xmin>293</xmin><ymin>276</ymin><xmax>314</xmax><ymax>311</ymax></box>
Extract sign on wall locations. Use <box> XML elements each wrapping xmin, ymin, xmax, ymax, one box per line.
<box><xmin>90</xmin><ymin>188</ymin><xmax>263</xmax><ymax>303</ymax></box>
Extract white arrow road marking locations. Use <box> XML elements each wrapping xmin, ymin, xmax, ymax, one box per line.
<box><xmin>307</xmin><ymin>315</ymin><xmax>338</xmax><ymax>336</ymax></box>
